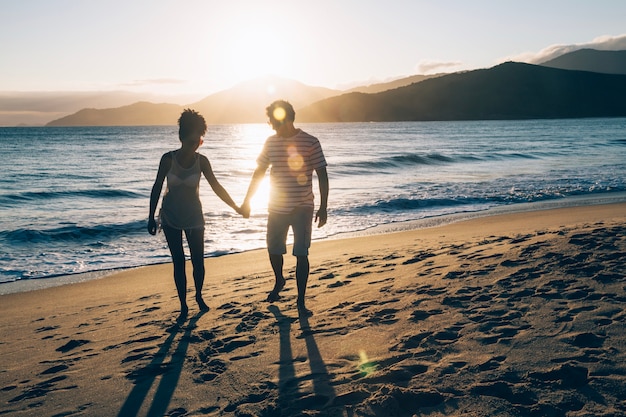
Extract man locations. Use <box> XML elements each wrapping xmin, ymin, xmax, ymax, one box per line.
<box><xmin>241</xmin><ymin>100</ymin><xmax>328</xmax><ymax>315</ymax></box>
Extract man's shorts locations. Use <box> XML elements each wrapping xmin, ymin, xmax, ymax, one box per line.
<box><xmin>267</xmin><ymin>206</ymin><xmax>314</xmax><ymax>256</ymax></box>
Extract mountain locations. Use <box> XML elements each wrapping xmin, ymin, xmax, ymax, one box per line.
<box><xmin>539</xmin><ymin>49</ymin><xmax>626</xmax><ymax>75</ymax></box>
<box><xmin>188</xmin><ymin>76</ymin><xmax>340</xmax><ymax>124</ymax></box>
<box><xmin>47</xmin><ymin>102</ymin><xmax>184</xmax><ymax>126</ymax></box>
<box><xmin>298</xmin><ymin>62</ymin><xmax>626</xmax><ymax>122</ymax></box>
<box><xmin>43</xmin><ymin>51</ymin><xmax>626</xmax><ymax>126</ymax></box>
<box><xmin>343</xmin><ymin>73</ymin><xmax>446</xmax><ymax>94</ymax></box>
<box><xmin>45</xmin><ymin>76</ymin><xmax>340</xmax><ymax>126</ymax></box>
<box><xmin>0</xmin><ymin>91</ymin><xmax>200</xmax><ymax>126</ymax></box>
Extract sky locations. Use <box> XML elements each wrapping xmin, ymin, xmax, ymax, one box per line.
<box><xmin>2</xmin><ymin>0</ymin><xmax>626</xmax><ymax>99</ymax></box>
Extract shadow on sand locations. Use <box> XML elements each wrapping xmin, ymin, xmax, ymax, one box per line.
<box><xmin>117</xmin><ymin>311</ymin><xmax>206</xmax><ymax>417</ymax></box>
<box><xmin>269</xmin><ymin>305</ymin><xmax>336</xmax><ymax>413</ymax></box>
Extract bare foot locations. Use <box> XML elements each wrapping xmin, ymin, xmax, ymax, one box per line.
<box><xmin>177</xmin><ymin>305</ymin><xmax>189</xmax><ymax>322</ymax></box>
<box><xmin>196</xmin><ymin>295</ymin><xmax>209</xmax><ymax>311</ymax></box>
<box><xmin>266</xmin><ymin>277</ymin><xmax>286</xmax><ymax>302</ymax></box>
<box><xmin>266</xmin><ymin>290</ymin><xmax>282</xmax><ymax>302</ymax></box>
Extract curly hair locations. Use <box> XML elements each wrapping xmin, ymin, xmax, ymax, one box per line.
<box><xmin>178</xmin><ymin>108</ymin><xmax>207</xmax><ymax>141</ymax></box>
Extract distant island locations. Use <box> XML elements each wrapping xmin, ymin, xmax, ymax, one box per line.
<box><xmin>34</xmin><ymin>49</ymin><xmax>626</xmax><ymax>126</ymax></box>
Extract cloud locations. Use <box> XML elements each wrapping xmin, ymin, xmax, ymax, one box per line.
<box><xmin>416</xmin><ymin>60</ymin><xmax>464</xmax><ymax>74</ymax></box>
<box><xmin>504</xmin><ymin>34</ymin><xmax>626</xmax><ymax>64</ymax></box>
<box><xmin>119</xmin><ymin>78</ymin><xmax>187</xmax><ymax>88</ymax></box>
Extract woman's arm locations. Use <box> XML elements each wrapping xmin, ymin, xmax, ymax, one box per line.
<box><xmin>200</xmin><ymin>155</ymin><xmax>241</xmax><ymax>213</ymax></box>
<box><xmin>147</xmin><ymin>153</ymin><xmax>171</xmax><ymax>234</ymax></box>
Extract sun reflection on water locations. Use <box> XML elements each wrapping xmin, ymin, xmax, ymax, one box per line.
<box><xmin>206</xmin><ymin>123</ymin><xmax>272</xmax><ymax>214</ymax></box>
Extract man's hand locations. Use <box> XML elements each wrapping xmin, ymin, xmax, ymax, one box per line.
<box><xmin>315</xmin><ymin>207</ymin><xmax>327</xmax><ymax>228</ymax></box>
<box><xmin>240</xmin><ymin>201</ymin><xmax>251</xmax><ymax>219</ymax></box>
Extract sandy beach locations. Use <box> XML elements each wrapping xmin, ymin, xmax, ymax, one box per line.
<box><xmin>1</xmin><ymin>203</ymin><xmax>625</xmax><ymax>417</ymax></box>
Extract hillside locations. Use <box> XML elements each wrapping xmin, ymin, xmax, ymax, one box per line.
<box><xmin>188</xmin><ymin>76</ymin><xmax>339</xmax><ymax>124</ymax></box>
<box><xmin>44</xmin><ymin>50</ymin><xmax>626</xmax><ymax>126</ymax></box>
<box><xmin>344</xmin><ymin>73</ymin><xmax>446</xmax><ymax>94</ymax></box>
<box><xmin>46</xmin><ymin>77</ymin><xmax>339</xmax><ymax>126</ymax></box>
<box><xmin>46</xmin><ymin>102</ymin><xmax>183</xmax><ymax>126</ymax></box>
<box><xmin>539</xmin><ymin>49</ymin><xmax>626</xmax><ymax>75</ymax></box>
<box><xmin>0</xmin><ymin>91</ymin><xmax>200</xmax><ymax>127</ymax></box>
<box><xmin>298</xmin><ymin>62</ymin><xmax>626</xmax><ymax>122</ymax></box>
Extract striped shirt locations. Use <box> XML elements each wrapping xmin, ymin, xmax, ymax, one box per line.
<box><xmin>257</xmin><ymin>129</ymin><xmax>327</xmax><ymax>214</ymax></box>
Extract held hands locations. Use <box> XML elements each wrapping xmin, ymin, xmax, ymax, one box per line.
<box><xmin>234</xmin><ymin>205</ymin><xmax>246</xmax><ymax>217</ymax></box>
<box><xmin>239</xmin><ymin>201</ymin><xmax>251</xmax><ymax>219</ymax></box>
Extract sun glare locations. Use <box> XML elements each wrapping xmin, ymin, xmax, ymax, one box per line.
<box><xmin>234</xmin><ymin>124</ymin><xmax>274</xmax><ymax>213</ymax></box>
<box><xmin>272</xmin><ymin>107</ymin><xmax>286</xmax><ymax>122</ymax></box>
<box><xmin>216</xmin><ymin>14</ymin><xmax>292</xmax><ymax>83</ymax></box>
<box><xmin>250</xmin><ymin>177</ymin><xmax>271</xmax><ymax>213</ymax></box>
<box><xmin>358</xmin><ymin>350</ymin><xmax>378</xmax><ymax>376</ymax></box>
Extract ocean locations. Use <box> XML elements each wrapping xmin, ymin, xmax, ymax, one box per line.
<box><xmin>1</xmin><ymin>118</ymin><xmax>625</xmax><ymax>292</ymax></box>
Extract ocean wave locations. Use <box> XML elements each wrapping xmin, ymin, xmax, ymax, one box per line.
<box><xmin>345</xmin><ymin>152</ymin><xmax>464</xmax><ymax>169</ymax></box>
<box><xmin>334</xmin><ymin>151</ymin><xmax>540</xmax><ymax>174</ymax></box>
<box><xmin>487</xmin><ymin>152</ymin><xmax>540</xmax><ymax>160</ymax></box>
<box><xmin>343</xmin><ymin>187</ymin><xmax>626</xmax><ymax>215</ymax></box>
<box><xmin>0</xmin><ymin>188</ymin><xmax>142</xmax><ymax>206</ymax></box>
<box><xmin>1</xmin><ymin>220</ymin><xmax>146</xmax><ymax>244</ymax></box>
<box><xmin>346</xmin><ymin>196</ymin><xmax>491</xmax><ymax>214</ymax></box>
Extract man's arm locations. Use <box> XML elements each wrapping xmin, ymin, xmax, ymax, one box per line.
<box><xmin>241</xmin><ymin>165</ymin><xmax>267</xmax><ymax>218</ymax></box>
<box><xmin>315</xmin><ymin>166</ymin><xmax>328</xmax><ymax>228</ymax></box>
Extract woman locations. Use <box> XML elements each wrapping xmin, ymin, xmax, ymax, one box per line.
<box><xmin>148</xmin><ymin>109</ymin><xmax>241</xmax><ymax>320</ymax></box>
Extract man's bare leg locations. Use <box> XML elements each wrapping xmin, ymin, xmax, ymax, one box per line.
<box><xmin>296</xmin><ymin>255</ymin><xmax>312</xmax><ymax>316</ymax></box>
<box><xmin>268</xmin><ymin>254</ymin><xmax>286</xmax><ymax>302</ymax></box>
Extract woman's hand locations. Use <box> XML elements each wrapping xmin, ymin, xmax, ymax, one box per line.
<box><xmin>147</xmin><ymin>218</ymin><xmax>158</xmax><ymax>235</ymax></box>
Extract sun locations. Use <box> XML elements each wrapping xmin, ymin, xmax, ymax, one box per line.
<box><xmin>217</xmin><ymin>14</ymin><xmax>293</xmax><ymax>83</ymax></box>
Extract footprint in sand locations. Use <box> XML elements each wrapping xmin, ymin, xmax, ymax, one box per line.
<box><xmin>35</xmin><ymin>325</ymin><xmax>61</xmax><ymax>340</ymax></box>
<box><xmin>402</xmin><ymin>251</ymin><xmax>436</xmax><ymax>265</ymax></box>
<box><xmin>318</xmin><ymin>272</ymin><xmax>335</xmax><ymax>280</ymax></box>
<box><xmin>40</xmin><ymin>363</ymin><xmax>69</xmax><ymax>375</ymax></box>
<box><xmin>328</xmin><ymin>280</ymin><xmax>351</xmax><ymax>288</ymax></box>
<box><xmin>529</xmin><ymin>363</ymin><xmax>589</xmax><ymax>388</ymax></box>
<box><xmin>566</xmin><ymin>332</ymin><xmax>606</xmax><ymax>348</ymax></box>
<box><xmin>193</xmin><ymin>359</ymin><xmax>227</xmax><ymax>382</ymax></box>
<box><xmin>390</xmin><ymin>332</ymin><xmax>432</xmax><ymax>351</ymax></box>
<box><xmin>346</xmin><ymin>271</ymin><xmax>369</xmax><ymax>278</ymax></box>
<box><xmin>235</xmin><ymin>310</ymin><xmax>270</xmax><ymax>333</ymax></box>
<box><xmin>121</xmin><ymin>346</ymin><xmax>156</xmax><ymax>364</ymax></box>
<box><xmin>8</xmin><ymin>375</ymin><xmax>77</xmax><ymax>404</ymax></box>
<box><xmin>55</xmin><ymin>339</ymin><xmax>90</xmax><ymax>353</ymax></box>
<box><xmin>409</xmin><ymin>308</ymin><xmax>443</xmax><ymax>322</ymax></box>
<box><xmin>348</xmin><ymin>256</ymin><xmax>367</xmax><ymax>264</ymax></box>
<box><xmin>365</xmin><ymin>308</ymin><xmax>399</xmax><ymax>325</ymax></box>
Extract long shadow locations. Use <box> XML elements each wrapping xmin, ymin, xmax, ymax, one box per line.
<box><xmin>298</xmin><ymin>309</ymin><xmax>336</xmax><ymax>407</ymax></box>
<box><xmin>117</xmin><ymin>312</ymin><xmax>205</xmax><ymax>417</ymax></box>
<box><xmin>268</xmin><ymin>306</ymin><xmax>336</xmax><ymax>413</ymax></box>
<box><xmin>268</xmin><ymin>305</ymin><xmax>299</xmax><ymax>410</ymax></box>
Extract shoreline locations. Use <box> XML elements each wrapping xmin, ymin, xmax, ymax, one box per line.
<box><xmin>3</xmin><ymin>192</ymin><xmax>626</xmax><ymax>296</ymax></box>
<box><xmin>2</xmin><ymin>192</ymin><xmax>625</xmax><ymax>296</ymax></box>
